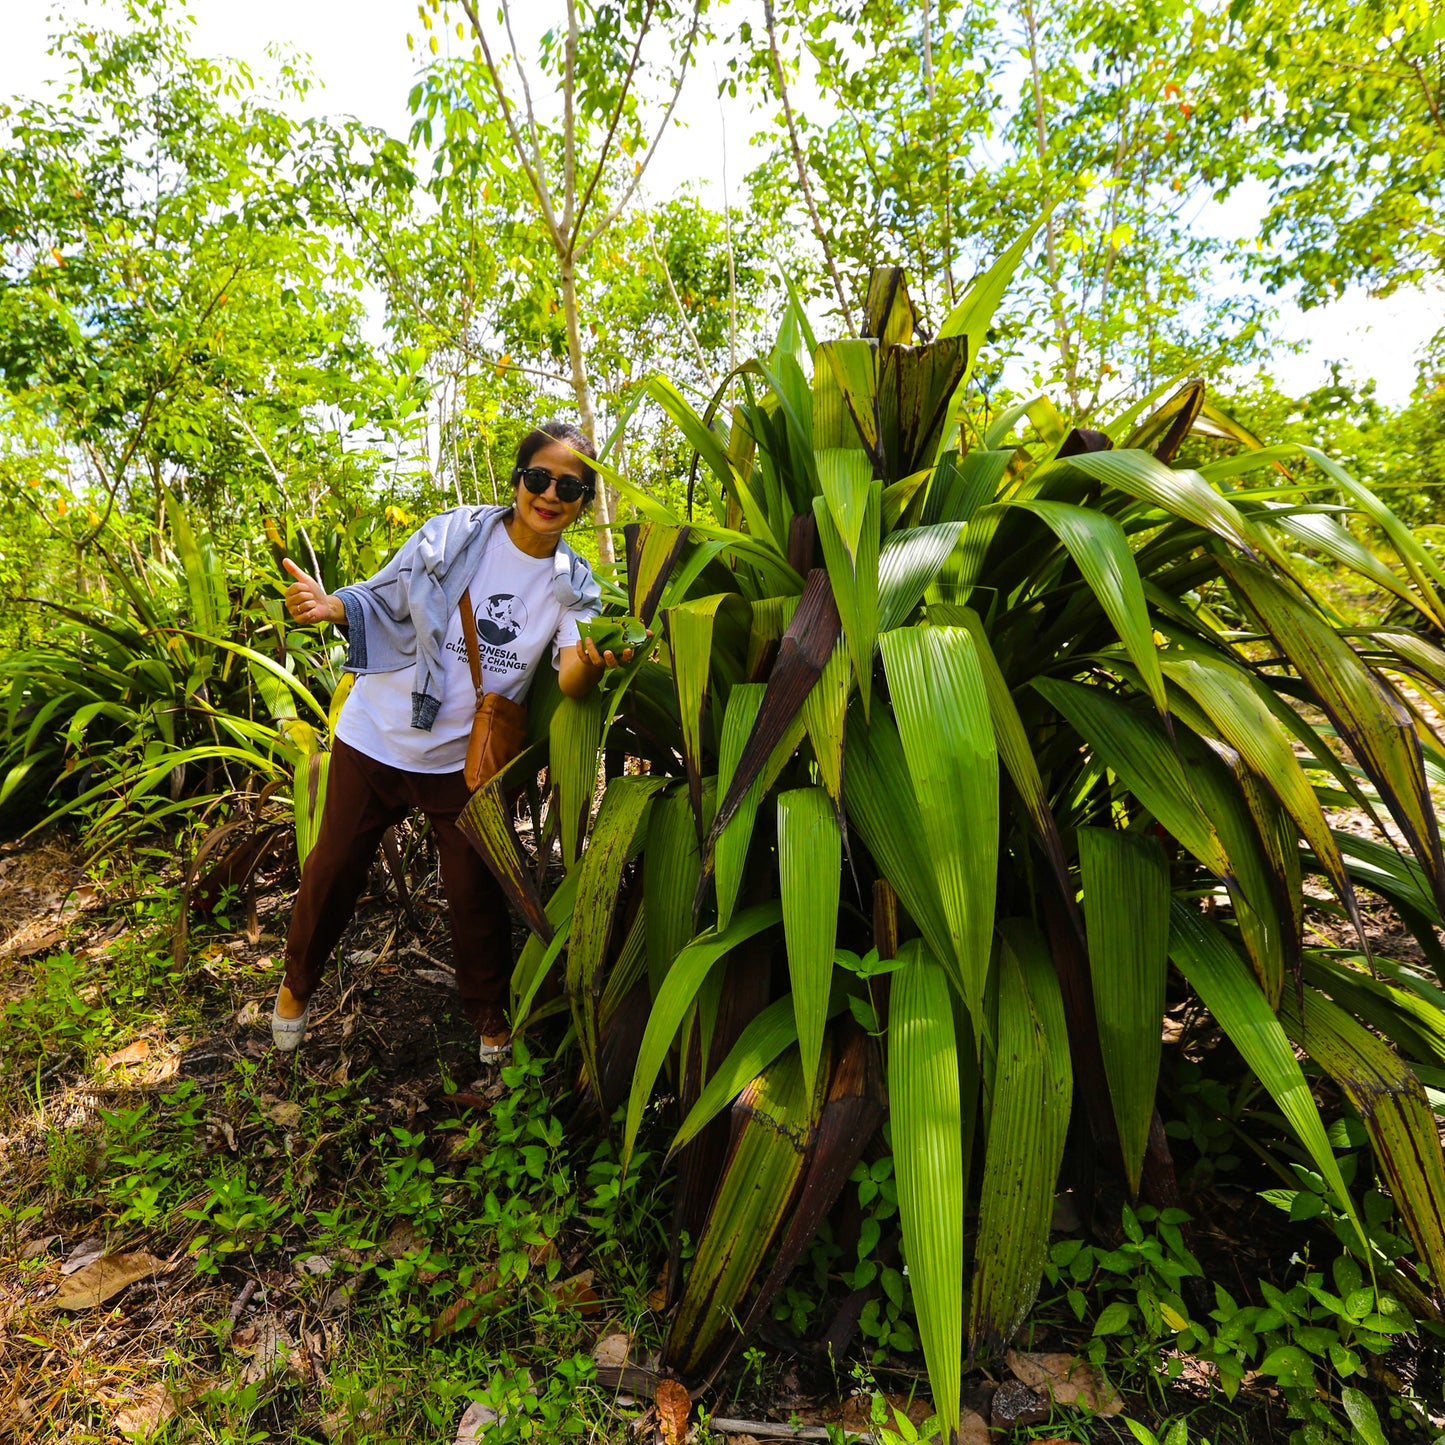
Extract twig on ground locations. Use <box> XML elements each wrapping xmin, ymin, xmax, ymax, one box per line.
<box><xmin>225</xmin><ymin>1279</ymin><xmax>257</xmax><ymax>1336</ymax></box>
<box><xmin>710</xmin><ymin>1421</ymin><xmax>872</xmax><ymax>1442</ymax></box>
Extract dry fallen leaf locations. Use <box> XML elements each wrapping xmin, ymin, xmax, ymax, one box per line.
<box><xmin>147</xmin><ymin>1054</ymin><xmax>181</xmax><ymax>1083</ymax></box>
<box><xmin>104</xmin><ymin>1040</ymin><xmax>151</xmax><ymax>1069</ymax></box>
<box><xmin>381</xmin><ymin>1221</ymin><xmax>426</xmax><ymax>1260</ymax></box>
<box><xmin>547</xmin><ymin>1269</ymin><xmax>601</xmax><ymax>1316</ymax></box>
<box><xmin>115</xmin><ymin>1383</ymin><xmax>178</xmax><ymax>1439</ymax></box>
<box><xmin>454</xmin><ymin>1400</ymin><xmax>502</xmax><ymax>1443</ymax></box>
<box><xmin>233</xmin><ymin>1314</ymin><xmax>298</xmax><ymax>1387</ymax></box>
<box><xmin>61</xmin><ymin>1237</ymin><xmax>105</xmax><ymax>1274</ymax></box>
<box><xmin>840</xmin><ymin>1392</ymin><xmax>934</xmax><ymax>1434</ymax></box>
<box><xmin>958</xmin><ymin>1408</ymin><xmax>992</xmax><ymax>1445</ymax></box>
<box><xmin>20</xmin><ymin>1234</ymin><xmax>59</xmax><ymax>1261</ymax></box>
<box><xmin>654</xmin><ymin>1378</ymin><xmax>690</xmax><ymax>1445</ymax></box>
<box><xmin>428</xmin><ymin>1273</ymin><xmax>502</xmax><ymax>1341</ymax></box>
<box><xmin>1006</xmin><ymin>1349</ymin><xmax>1123</xmax><ymax>1416</ymax></box>
<box><xmin>10</xmin><ymin>927</ymin><xmax>66</xmax><ymax>959</ymax></box>
<box><xmin>236</xmin><ymin>1000</ymin><xmax>263</xmax><ymax>1027</ymax></box>
<box><xmin>319</xmin><ymin>1381</ymin><xmax>399</xmax><ymax>1443</ymax></box>
<box><xmin>53</xmin><ymin>1252</ymin><xmax>165</xmax><ymax>1310</ymax></box>
<box><xmin>268</xmin><ymin>1101</ymin><xmax>303</xmax><ymax>1129</ymax></box>
<box><xmin>591</xmin><ymin>1331</ymin><xmax>631</xmax><ymax>1370</ymax></box>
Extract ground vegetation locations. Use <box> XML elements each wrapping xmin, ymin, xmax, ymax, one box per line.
<box><xmin>3</xmin><ymin>3</ymin><xmax>1445</xmax><ymax>1443</ymax></box>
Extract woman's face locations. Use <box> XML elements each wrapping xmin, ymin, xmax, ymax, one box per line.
<box><xmin>511</xmin><ymin>438</ymin><xmax>589</xmax><ymax>547</ymax></box>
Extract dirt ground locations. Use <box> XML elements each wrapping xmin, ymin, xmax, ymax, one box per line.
<box><xmin>1</xmin><ymin>828</ymin><xmax>1441</xmax><ymax>1444</ymax></box>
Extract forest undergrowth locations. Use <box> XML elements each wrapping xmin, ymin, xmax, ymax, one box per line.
<box><xmin>1</xmin><ymin>820</ymin><xmax>1440</xmax><ymax>1445</ymax></box>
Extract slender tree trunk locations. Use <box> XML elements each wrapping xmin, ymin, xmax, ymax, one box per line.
<box><xmin>559</xmin><ymin>249</ymin><xmax>615</xmax><ymax>565</ymax></box>
<box><xmin>764</xmin><ymin>0</ymin><xmax>855</xmax><ymax>334</ymax></box>
<box><xmin>1020</xmin><ymin>0</ymin><xmax>1079</xmax><ymax>412</ymax></box>
<box><xmin>919</xmin><ymin>0</ymin><xmax>957</xmax><ymax>307</ymax></box>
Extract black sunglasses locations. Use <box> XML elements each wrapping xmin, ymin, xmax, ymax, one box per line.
<box><xmin>515</xmin><ymin>465</ymin><xmax>594</xmax><ymax>504</ymax></box>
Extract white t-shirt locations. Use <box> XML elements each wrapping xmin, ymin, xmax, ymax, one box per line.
<box><xmin>336</xmin><ymin>525</ymin><xmax>594</xmax><ymax>773</ymax></box>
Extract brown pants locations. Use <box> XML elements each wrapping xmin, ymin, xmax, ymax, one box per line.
<box><xmin>282</xmin><ymin>736</ymin><xmax>510</xmax><ymax>1034</ymax></box>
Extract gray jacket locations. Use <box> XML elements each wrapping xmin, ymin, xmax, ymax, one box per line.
<box><xmin>336</xmin><ymin>505</ymin><xmax>601</xmax><ymax>730</ymax></box>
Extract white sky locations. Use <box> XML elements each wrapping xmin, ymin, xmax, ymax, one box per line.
<box><xmin>4</xmin><ymin>0</ymin><xmax>1440</xmax><ymax>407</ymax></box>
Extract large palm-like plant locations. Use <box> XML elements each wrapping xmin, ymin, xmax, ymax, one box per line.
<box><xmin>463</xmin><ymin>245</ymin><xmax>1445</xmax><ymax>1437</ymax></box>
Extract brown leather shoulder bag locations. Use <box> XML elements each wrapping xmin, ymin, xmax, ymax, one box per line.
<box><xmin>459</xmin><ymin>587</ymin><xmax>528</xmax><ymax>790</ymax></box>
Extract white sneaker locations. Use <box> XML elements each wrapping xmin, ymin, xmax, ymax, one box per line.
<box><xmin>271</xmin><ymin>988</ymin><xmax>312</xmax><ymax>1051</ymax></box>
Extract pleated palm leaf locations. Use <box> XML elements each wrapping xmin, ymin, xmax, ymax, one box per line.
<box><xmin>461</xmin><ymin>247</ymin><xmax>1445</xmax><ymax>1436</ymax></box>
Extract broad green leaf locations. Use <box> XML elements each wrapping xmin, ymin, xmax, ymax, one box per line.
<box><xmin>1161</xmin><ymin>649</ymin><xmax>1366</xmax><ymax>948</ymax></box>
<box><xmin>877</xmin><ymin>520</ymin><xmax>966</xmax><ymax>631</ymax></box>
<box><xmin>982</xmin><ymin>396</ymin><xmax>1065</xmax><ymax>452</ymax></box>
<box><xmin>1064</xmin><ymin>448</ymin><xmax>1258</xmax><ymax>556</ymax></box>
<box><xmin>1220</xmin><ymin>554</ymin><xmax>1445</xmax><ymax>919</ymax></box>
<box><xmin>668</xmin><ymin>985</ymin><xmax>851</xmax><ymax>1157</ymax></box>
<box><xmin>1341</xmin><ymin>1387</ymin><xmax>1390</xmax><ymax>1445</ymax></box>
<box><xmin>164</xmin><ymin>487</ymin><xmax>227</xmax><ymax>635</ymax></box>
<box><xmin>777</xmin><ymin>787</ymin><xmax>840</xmax><ymax>1100</ymax></box>
<box><xmin>1034</xmin><ymin>678</ymin><xmax>1231</xmax><ymax>880</ymax></box>
<box><xmin>1260</xmin><ymin>502</ymin><xmax>1424</xmax><ymax>616</ymax></box>
<box><xmin>293</xmin><ymin>752</ymin><xmax>329</xmax><ymax>870</ymax></box>
<box><xmin>550</xmin><ymin>690</ymin><xmax>605</xmax><ymax>868</ymax></box>
<box><xmin>937</xmin><ymin>215</ymin><xmax>1043</xmax><ymax>354</ymax></box>
<box><xmin>566</xmin><ymin>776</ymin><xmax>668</xmax><ymax>1100</ymax></box>
<box><xmin>1079</xmin><ymin>828</ymin><xmax>1170</xmax><ymax>1193</ymax></box>
<box><xmin>940</xmin><ymin>606</ymin><xmax>1070</xmax><ymax>900</ymax></box>
<box><xmin>818</xmin><ymin>338</ymin><xmax>880</xmax><ymax>455</ymax></box>
<box><xmin>665</xmin><ymin>1042</ymin><xmax>827</xmax><ymax>1373</ymax></box>
<box><xmin>843</xmin><ymin>702</ymin><xmax>954</xmax><ymax>983</ymax></box>
<box><xmin>1296</xmin><ymin>444</ymin><xmax>1445</xmax><ymax>629</ymax></box>
<box><xmin>890</xmin><ymin>941</ymin><xmax>967</xmax><ymax>1442</ymax></box>
<box><xmin>1169</xmin><ymin>903</ymin><xmax>1365</xmax><ymax>1249</ymax></box>
<box><xmin>645</xmin><ymin>784</ymin><xmax>709</xmax><ymax>994</ymax></box>
<box><xmin>971</xmin><ymin>921</ymin><xmax>1072</xmax><ymax>1353</ymax></box>
<box><xmin>920</xmin><ymin>449</ymin><xmax>1009</xmax><ymax>527</ymax></box>
<box><xmin>815</xmin><ymin>482</ymin><xmax>880</xmax><ymax>708</ymax></box>
<box><xmin>817</xmin><ymin>447</ymin><xmax>875</xmax><ymax>560</ymax></box>
<box><xmin>1306</xmin><ymin>952</ymin><xmax>1445</xmax><ymax>1071</ymax></box>
<box><xmin>1173</xmin><ymin>729</ymin><xmax>1289</xmax><ymax>1008</ymax></box>
<box><xmin>713</xmin><ymin>683</ymin><xmax>766</xmax><ymax>931</ymax></box>
<box><xmin>623</xmin><ymin>901</ymin><xmax>783</xmax><ymax>1171</ymax></box>
<box><xmin>880</xmin><ymin>625</ymin><xmax>998</xmax><ymax>1017</ymax></box>
<box><xmin>1009</xmin><ymin>499</ymin><xmax>1167</xmax><ymax>717</ymax></box>
<box><xmin>1280</xmin><ymin>985</ymin><xmax>1445</xmax><ymax>1292</ymax></box>
<box><xmin>799</xmin><ymin>640</ymin><xmax>852</xmax><ymax>806</ymax></box>
<box><xmin>664</xmin><ymin>594</ymin><xmax>745</xmax><ymax>833</ymax></box>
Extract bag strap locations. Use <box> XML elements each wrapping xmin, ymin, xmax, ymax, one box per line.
<box><xmin>459</xmin><ymin>587</ymin><xmax>483</xmax><ymax>699</ymax></box>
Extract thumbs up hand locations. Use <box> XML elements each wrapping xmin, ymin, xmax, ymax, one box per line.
<box><xmin>282</xmin><ymin>557</ymin><xmax>345</xmax><ymax>625</ymax></box>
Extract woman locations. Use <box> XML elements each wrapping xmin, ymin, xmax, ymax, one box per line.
<box><xmin>272</xmin><ymin>420</ymin><xmax>632</xmax><ymax>1062</ymax></box>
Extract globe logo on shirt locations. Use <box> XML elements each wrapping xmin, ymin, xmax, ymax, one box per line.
<box><xmin>478</xmin><ymin>592</ymin><xmax>528</xmax><ymax>646</ymax></box>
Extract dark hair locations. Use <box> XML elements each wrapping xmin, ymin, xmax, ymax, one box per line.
<box><xmin>512</xmin><ymin>419</ymin><xmax>597</xmax><ymax>499</ymax></box>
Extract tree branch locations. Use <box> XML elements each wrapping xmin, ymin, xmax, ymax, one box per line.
<box><xmin>75</xmin><ymin>254</ymin><xmax>245</xmax><ymax>550</ymax></box>
<box><xmin>651</xmin><ymin>236</ymin><xmax>717</xmax><ymax>387</ymax></box>
<box><xmin>762</xmin><ymin>0</ymin><xmax>855</xmax><ymax>333</ymax></box>
<box><xmin>225</xmin><ymin>400</ymin><xmax>324</xmax><ymax>580</ymax></box>
<box><xmin>571</xmin><ymin>0</ymin><xmax>657</xmax><ymax>246</ymax></box>
<box><xmin>575</xmin><ymin>0</ymin><xmax>704</xmax><ymax>257</ymax></box>
<box><xmin>457</xmin><ymin>0</ymin><xmax>562</xmax><ymax>241</ymax></box>
<box><xmin>562</xmin><ymin>0</ymin><xmax>579</xmax><ymax>236</ymax></box>
<box><xmin>1019</xmin><ymin>0</ymin><xmax>1077</xmax><ymax>410</ymax></box>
